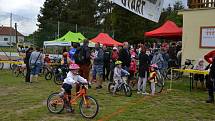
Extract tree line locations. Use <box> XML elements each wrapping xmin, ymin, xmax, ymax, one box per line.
<box><xmin>27</xmin><ymin>0</ymin><xmax>184</xmax><ymax>46</ymax></box>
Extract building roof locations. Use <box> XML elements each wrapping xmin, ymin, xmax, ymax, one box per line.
<box><xmin>0</xmin><ymin>26</ymin><xmax>24</xmax><ymax>36</ymax></box>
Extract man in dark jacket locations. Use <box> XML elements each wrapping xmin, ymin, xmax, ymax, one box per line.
<box><xmin>25</xmin><ymin>47</ymin><xmax>33</xmax><ymax>83</ymax></box>
<box><xmin>78</xmin><ymin>39</ymin><xmax>91</xmax><ymax>81</ymax></box>
<box><xmin>103</xmin><ymin>45</ymin><xmax>111</xmax><ymax>81</ymax></box>
<box><xmin>119</xmin><ymin>42</ymin><xmax>131</xmax><ymax>71</ymax></box>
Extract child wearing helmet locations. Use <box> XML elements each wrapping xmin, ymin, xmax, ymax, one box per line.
<box><xmin>59</xmin><ymin>64</ymin><xmax>88</xmax><ymax>112</ymax></box>
<box><xmin>148</xmin><ymin>64</ymin><xmax>158</xmax><ymax>96</ymax></box>
<box><xmin>113</xmin><ymin>61</ymin><xmax>130</xmax><ymax>95</ymax></box>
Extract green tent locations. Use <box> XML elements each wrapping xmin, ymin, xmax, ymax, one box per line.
<box><xmin>55</xmin><ymin>31</ymin><xmax>86</xmax><ymax>43</ymax></box>
<box><xmin>44</xmin><ymin>31</ymin><xmax>86</xmax><ymax>46</ymax></box>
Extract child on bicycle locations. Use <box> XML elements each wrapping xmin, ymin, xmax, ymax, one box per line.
<box><xmin>148</xmin><ymin>64</ymin><xmax>158</xmax><ymax>96</ymax></box>
<box><xmin>113</xmin><ymin>61</ymin><xmax>130</xmax><ymax>95</ymax></box>
<box><xmin>59</xmin><ymin>64</ymin><xmax>88</xmax><ymax>112</ymax></box>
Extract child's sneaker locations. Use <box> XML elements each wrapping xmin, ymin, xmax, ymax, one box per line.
<box><xmin>142</xmin><ymin>92</ymin><xmax>149</xmax><ymax>95</ymax></box>
<box><xmin>137</xmin><ymin>91</ymin><xmax>141</xmax><ymax>94</ymax></box>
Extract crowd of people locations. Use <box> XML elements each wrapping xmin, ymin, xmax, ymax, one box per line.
<box><xmin>23</xmin><ymin>39</ymin><xmax>215</xmax><ymax>105</ymax></box>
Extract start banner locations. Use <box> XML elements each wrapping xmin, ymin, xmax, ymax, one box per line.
<box><xmin>113</xmin><ymin>0</ymin><xmax>164</xmax><ymax>22</ymax></box>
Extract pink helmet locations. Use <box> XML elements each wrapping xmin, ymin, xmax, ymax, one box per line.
<box><xmin>69</xmin><ymin>64</ymin><xmax>80</xmax><ymax>70</ymax></box>
<box><xmin>150</xmin><ymin>64</ymin><xmax>158</xmax><ymax>68</ymax></box>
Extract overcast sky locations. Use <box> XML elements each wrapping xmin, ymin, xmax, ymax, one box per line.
<box><xmin>0</xmin><ymin>0</ymin><xmax>187</xmax><ymax>35</ymax></box>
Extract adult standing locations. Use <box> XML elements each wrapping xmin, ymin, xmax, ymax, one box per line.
<box><xmin>138</xmin><ymin>46</ymin><xmax>150</xmax><ymax>94</ymax></box>
<box><xmin>91</xmin><ymin>43</ymin><xmax>104</xmax><ymax>89</ymax></box>
<box><xmin>160</xmin><ymin>48</ymin><xmax>169</xmax><ymax>74</ymax></box>
<box><xmin>78</xmin><ymin>39</ymin><xmax>91</xmax><ymax>81</ymax></box>
<box><xmin>103</xmin><ymin>45</ymin><xmax>111</xmax><ymax>81</ymax></box>
<box><xmin>29</xmin><ymin>47</ymin><xmax>43</xmax><ymax>83</ymax></box>
<box><xmin>204</xmin><ymin>50</ymin><xmax>215</xmax><ymax>103</ymax></box>
<box><xmin>24</xmin><ymin>47</ymin><xmax>33</xmax><ymax>83</ymax></box>
<box><xmin>168</xmin><ymin>43</ymin><xmax>177</xmax><ymax>64</ymax></box>
<box><xmin>119</xmin><ymin>42</ymin><xmax>131</xmax><ymax>71</ymax></box>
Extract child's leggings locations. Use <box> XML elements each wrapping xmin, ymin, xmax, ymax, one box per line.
<box><xmin>151</xmin><ymin>82</ymin><xmax>155</xmax><ymax>95</ymax></box>
<box><xmin>138</xmin><ymin>72</ymin><xmax>147</xmax><ymax>92</ymax></box>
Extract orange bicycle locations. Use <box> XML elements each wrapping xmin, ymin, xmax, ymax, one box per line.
<box><xmin>47</xmin><ymin>83</ymin><xmax>99</xmax><ymax>119</ymax></box>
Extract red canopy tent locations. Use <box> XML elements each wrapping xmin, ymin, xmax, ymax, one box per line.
<box><xmin>91</xmin><ymin>33</ymin><xmax>123</xmax><ymax>46</ymax></box>
<box><xmin>145</xmin><ymin>20</ymin><xmax>182</xmax><ymax>39</ymax></box>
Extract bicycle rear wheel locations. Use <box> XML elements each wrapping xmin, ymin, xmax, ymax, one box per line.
<box><xmin>47</xmin><ymin>92</ymin><xmax>64</xmax><ymax>114</ymax></box>
<box><xmin>108</xmin><ymin>82</ymin><xmax>115</xmax><ymax>93</ymax></box>
<box><xmin>79</xmin><ymin>96</ymin><xmax>99</xmax><ymax>119</ymax></box>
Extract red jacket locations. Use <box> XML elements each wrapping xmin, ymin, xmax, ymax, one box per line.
<box><xmin>204</xmin><ymin>50</ymin><xmax>215</xmax><ymax>64</ymax></box>
<box><xmin>129</xmin><ymin>61</ymin><xmax>137</xmax><ymax>72</ymax></box>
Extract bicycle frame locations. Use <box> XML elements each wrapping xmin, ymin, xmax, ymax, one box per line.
<box><xmin>64</xmin><ymin>85</ymin><xmax>89</xmax><ymax>105</ymax></box>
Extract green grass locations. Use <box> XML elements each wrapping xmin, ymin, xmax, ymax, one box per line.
<box><xmin>0</xmin><ymin>70</ymin><xmax>215</xmax><ymax>121</ymax></box>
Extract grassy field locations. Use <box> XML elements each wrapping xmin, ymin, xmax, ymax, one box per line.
<box><xmin>0</xmin><ymin>70</ymin><xmax>215</xmax><ymax>121</ymax></box>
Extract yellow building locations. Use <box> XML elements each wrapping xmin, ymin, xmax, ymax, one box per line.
<box><xmin>179</xmin><ymin>8</ymin><xmax>215</xmax><ymax>65</ymax></box>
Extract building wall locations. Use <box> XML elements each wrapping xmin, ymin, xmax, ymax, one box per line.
<box><xmin>0</xmin><ymin>35</ymin><xmax>24</xmax><ymax>46</ymax></box>
<box><xmin>179</xmin><ymin>8</ymin><xmax>215</xmax><ymax>65</ymax></box>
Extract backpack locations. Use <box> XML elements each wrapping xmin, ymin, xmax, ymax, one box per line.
<box><xmin>78</xmin><ymin>46</ymin><xmax>90</xmax><ymax>64</ymax></box>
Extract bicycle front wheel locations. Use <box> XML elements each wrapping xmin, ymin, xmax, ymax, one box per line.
<box><xmin>166</xmin><ymin>67</ymin><xmax>180</xmax><ymax>80</ymax></box>
<box><xmin>79</xmin><ymin>96</ymin><xmax>99</xmax><ymax>119</ymax></box>
<box><xmin>45</xmin><ymin>72</ymin><xmax>53</xmax><ymax>80</ymax></box>
<box><xmin>123</xmin><ymin>84</ymin><xmax>132</xmax><ymax>97</ymax></box>
<box><xmin>54</xmin><ymin>74</ymin><xmax>63</xmax><ymax>85</ymax></box>
<box><xmin>155</xmin><ymin>76</ymin><xmax>164</xmax><ymax>93</ymax></box>
<box><xmin>47</xmin><ymin>92</ymin><xmax>64</xmax><ymax>114</ymax></box>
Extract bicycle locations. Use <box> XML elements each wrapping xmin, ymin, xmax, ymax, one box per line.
<box><xmin>44</xmin><ymin>65</ymin><xmax>60</xmax><ymax>80</ymax></box>
<box><xmin>12</xmin><ymin>64</ymin><xmax>26</xmax><ymax>77</ymax></box>
<box><xmin>47</xmin><ymin>83</ymin><xmax>99</xmax><ymax>119</ymax></box>
<box><xmin>166</xmin><ymin>59</ymin><xmax>195</xmax><ymax>80</ymax></box>
<box><xmin>53</xmin><ymin>65</ymin><xmax>69</xmax><ymax>85</ymax></box>
<box><xmin>128</xmin><ymin>70</ymin><xmax>164</xmax><ymax>93</ymax></box>
<box><xmin>108</xmin><ymin>75</ymin><xmax>132</xmax><ymax>97</ymax></box>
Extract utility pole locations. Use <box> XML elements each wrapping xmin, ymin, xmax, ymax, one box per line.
<box><xmin>76</xmin><ymin>24</ymin><xmax>78</xmax><ymax>33</ymax></box>
<box><xmin>15</xmin><ymin>23</ymin><xmax>18</xmax><ymax>44</ymax></box>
